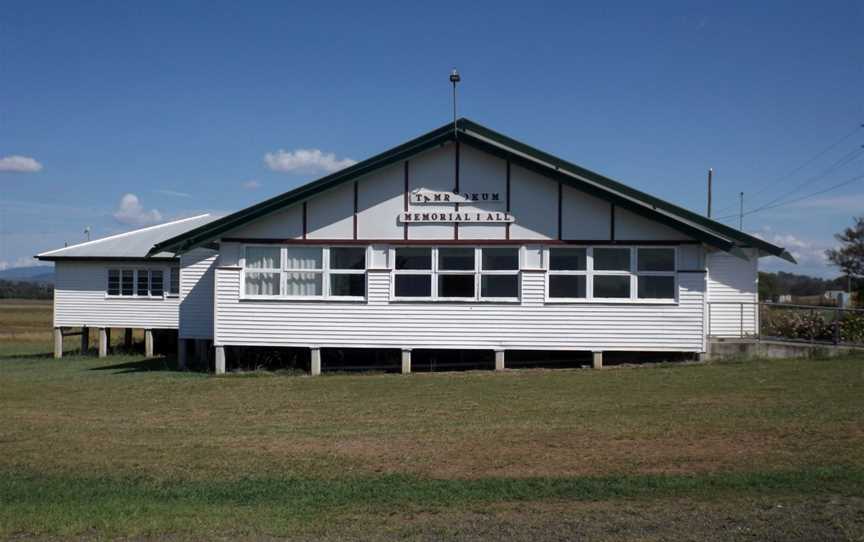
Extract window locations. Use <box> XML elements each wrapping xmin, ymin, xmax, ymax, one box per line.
<box><xmin>137</xmin><ymin>269</ymin><xmax>149</xmax><ymax>296</ymax></box>
<box><xmin>394</xmin><ymin>247</ymin><xmax>432</xmax><ymax>298</ymax></box>
<box><xmin>548</xmin><ymin>248</ymin><xmax>587</xmax><ymax>299</ymax></box>
<box><xmin>480</xmin><ymin>248</ymin><xmax>519</xmax><ymax>298</ymax></box>
<box><xmin>438</xmin><ymin>247</ymin><xmax>475</xmax><ymax>298</ymax></box>
<box><xmin>329</xmin><ymin>247</ymin><xmax>366</xmax><ymax>298</ymax></box>
<box><xmin>107</xmin><ymin>268</ymin><xmax>166</xmax><ymax>297</ymax></box>
<box><xmin>121</xmin><ymin>270</ymin><xmax>134</xmax><ymax>296</ymax></box>
<box><xmin>284</xmin><ymin>247</ymin><xmax>322</xmax><ymax>296</ymax></box>
<box><xmin>245</xmin><ymin>246</ymin><xmax>281</xmax><ymax>296</ymax></box>
<box><xmin>150</xmin><ymin>270</ymin><xmax>164</xmax><ymax>297</ymax></box>
<box><xmin>108</xmin><ymin>270</ymin><xmax>120</xmax><ymax>296</ymax></box>
<box><xmin>242</xmin><ymin>246</ymin><xmax>368</xmax><ymax>299</ymax></box>
<box><xmin>547</xmin><ymin>246</ymin><xmax>676</xmax><ymax>302</ymax></box>
<box><xmin>392</xmin><ymin>247</ymin><xmax>520</xmax><ymax>301</ymax></box>
<box><xmin>591</xmin><ymin>247</ymin><xmax>631</xmax><ymax>299</ymax></box>
<box><xmin>637</xmin><ymin>248</ymin><xmax>676</xmax><ymax>299</ymax></box>
<box><xmin>169</xmin><ymin>267</ymin><xmax>180</xmax><ymax>295</ymax></box>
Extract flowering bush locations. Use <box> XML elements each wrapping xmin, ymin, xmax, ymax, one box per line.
<box><xmin>761</xmin><ymin>307</ymin><xmax>864</xmax><ymax>345</ymax></box>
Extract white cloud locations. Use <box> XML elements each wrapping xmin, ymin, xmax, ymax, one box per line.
<box><xmin>0</xmin><ymin>257</ymin><xmax>49</xmax><ymax>271</ymax></box>
<box><xmin>112</xmin><ymin>193</ymin><xmax>163</xmax><ymax>226</ymax></box>
<box><xmin>264</xmin><ymin>148</ymin><xmax>356</xmax><ymax>174</ymax></box>
<box><xmin>154</xmin><ymin>189</ymin><xmax>192</xmax><ymax>198</ymax></box>
<box><xmin>0</xmin><ymin>155</ymin><xmax>43</xmax><ymax>173</ymax></box>
<box><xmin>242</xmin><ymin>179</ymin><xmax>261</xmax><ymax>190</ymax></box>
<box><xmin>753</xmin><ymin>227</ymin><xmax>839</xmax><ymax>276</ymax></box>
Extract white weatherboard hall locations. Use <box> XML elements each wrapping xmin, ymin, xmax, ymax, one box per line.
<box><xmin>41</xmin><ymin>119</ymin><xmax>795</xmax><ymax>372</ymax></box>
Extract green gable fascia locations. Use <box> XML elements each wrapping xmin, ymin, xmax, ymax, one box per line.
<box><xmin>152</xmin><ymin>117</ymin><xmax>790</xmax><ymax>261</ymax></box>
<box><xmin>459</xmin><ymin>119</ymin><xmax>792</xmax><ymax>261</ymax></box>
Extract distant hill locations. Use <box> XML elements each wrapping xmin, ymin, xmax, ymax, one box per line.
<box><xmin>0</xmin><ymin>266</ymin><xmax>54</xmax><ymax>284</ymax></box>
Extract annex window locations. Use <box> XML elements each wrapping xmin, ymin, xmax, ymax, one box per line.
<box><xmin>394</xmin><ymin>247</ymin><xmax>432</xmax><ymax>298</ymax></box>
<box><xmin>169</xmin><ymin>267</ymin><xmax>180</xmax><ymax>296</ymax></box>
<box><xmin>548</xmin><ymin>248</ymin><xmax>587</xmax><ymax>299</ymax></box>
<box><xmin>329</xmin><ymin>247</ymin><xmax>366</xmax><ymax>298</ymax></box>
<box><xmin>480</xmin><ymin>248</ymin><xmax>519</xmax><ymax>299</ymax></box>
<box><xmin>546</xmin><ymin>246</ymin><xmax>676</xmax><ymax>302</ymax></box>
<box><xmin>636</xmin><ymin>248</ymin><xmax>676</xmax><ymax>299</ymax></box>
<box><xmin>107</xmin><ymin>268</ymin><xmax>166</xmax><ymax>298</ymax></box>
<box><xmin>107</xmin><ymin>269</ymin><xmax>120</xmax><ymax>296</ymax></box>
<box><xmin>244</xmin><ymin>246</ymin><xmax>281</xmax><ymax>296</ymax></box>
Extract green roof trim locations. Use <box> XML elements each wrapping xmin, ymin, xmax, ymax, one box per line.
<box><xmin>150</xmin><ymin>118</ymin><xmax>794</xmax><ymax>263</ymax></box>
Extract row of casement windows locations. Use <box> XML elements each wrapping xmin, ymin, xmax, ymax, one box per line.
<box><xmin>243</xmin><ymin>246</ymin><xmax>677</xmax><ymax>301</ymax></box>
<box><xmin>107</xmin><ymin>268</ymin><xmax>180</xmax><ymax>297</ymax></box>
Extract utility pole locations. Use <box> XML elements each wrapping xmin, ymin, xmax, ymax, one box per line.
<box><xmin>449</xmin><ymin>69</ymin><xmax>461</xmax><ymax>139</ymax></box>
<box><xmin>707</xmin><ymin>168</ymin><xmax>713</xmax><ymax>218</ymax></box>
<box><xmin>738</xmin><ymin>192</ymin><xmax>744</xmax><ymax>230</ymax></box>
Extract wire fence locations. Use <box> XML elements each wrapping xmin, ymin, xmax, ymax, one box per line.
<box><xmin>708</xmin><ymin>301</ymin><xmax>864</xmax><ymax>347</ymax></box>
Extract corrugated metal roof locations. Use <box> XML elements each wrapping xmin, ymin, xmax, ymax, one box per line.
<box><xmin>36</xmin><ymin>215</ymin><xmax>216</xmax><ymax>260</ymax></box>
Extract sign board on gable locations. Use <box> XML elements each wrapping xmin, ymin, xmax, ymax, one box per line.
<box><xmin>399</xmin><ymin>211</ymin><xmax>514</xmax><ymax>223</ymax></box>
<box><xmin>410</xmin><ymin>188</ymin><xmax>502</xmax><ymax>205</ymax></box>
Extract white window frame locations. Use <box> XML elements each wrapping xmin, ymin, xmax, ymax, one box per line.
<box><xmin>544</xmin><ymin>246</ymin><xmax>677</xmax><ymax>304</ymax></box>
<box><xmin>546</xmin><ymin>246</ymin><xmax>589</xmax><ymax>301</ymax></box>
<box><xmin>635</xmin><ymin>247</ymin><xmax>678</xmax><ymax>301</ymax></box>
<box><xmin>389</xmin><ymin>246</ymin><xmax>521</xmax><ymax>303</ymax></box>
<box><xmin>168</xmin><ymin>266</ymin><xmax>180</xmax><ymax>297</ymax></box>
<box><xmin>105</xmin><ymin>267</ymin><xmax>167</xmax><ymax>299</ymax></box>
<box><xmin>240</xmin><ymin>245</ymin><xmax>368</xmax><ymax>301</ymax></box>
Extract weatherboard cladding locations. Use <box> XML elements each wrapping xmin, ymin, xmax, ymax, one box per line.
<box><xmin>707</xmin><ymin>250</ymin><xmax>759</xmax><ymax>337</ymax></box>
<box><xmin>179</xmin><ymin>248</ymin><xmax>217</xmax><ymax>339</ymax></box>
<box><xmin>53</xmin><ymin>261</ymin><xmax>180</xmax><ymax>329</ymax></box>
<box><xmin>151</xmin><ymin>119</ymin><xmax>791</xmax><ymax>260</ymax></box>
<box><xmin>213</xmin><ymin>268</ymin><xmax>706</xmax><ymax>351</ymax></box>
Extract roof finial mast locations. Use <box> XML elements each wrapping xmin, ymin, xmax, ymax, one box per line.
<box><xmin>449</xmin><ymin>68</ymin><xmax>461</xmax><ymax>139</ymax></box>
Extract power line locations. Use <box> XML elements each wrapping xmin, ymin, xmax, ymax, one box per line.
<box><xmin>741</xmin><ymin>146</ymin><xmax>864</xmax><ymax>215</ymax></box>
<box><xmin>712</xmin><ymin>124</ymin><xmax>862</xmax><ymax>215</ymax></box>
<box><xmin>715</xmin><ymin>172</ymin><xmax>864</xmax><ymax>220</ymax></box>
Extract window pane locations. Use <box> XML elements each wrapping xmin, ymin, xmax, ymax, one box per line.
<box><xmin>593</xmin><ymin>248</ymin><xmax>630</xmax><ymax>271</ymax></box>
<box><xmin>330</xmin><ymin>273</ymin><xmax>365</xmax><ymax>297</ymax></box>
<box><xmin>245</xmin><ymin>271</ymin><xmax>281</xmax><ymax>296</ymax></box>
<box><xmin>395</xmin><ymin>247</ymin><xmax>431</xmax><ymax>270</ymax></box>
<box><xmin>438</xmin><ymin>247</ymin><xmax>474</xmax><ymax>270</ymax></box>
<box><xmin>638</xmin><ymin>248</ymin><xmax>675</xmax><ymax>272</ymax></box>
<box><xmin>108</xmin><ymin>270</ymin><xmax>120</xmax><ymax>296</ymax></box>
<box><xmin>550</xmin><ymin>248</ymin><xmax>586</xmax><ymax>271</ymax></box>
<box><xmin>285</xmin><ymin>271</ymin><xmax>321</xmax><ymax>296</ymax></box>
<box><xmin>438</xmin><ymin>274</ymin><xmax>475</xmax><ymax>298</ymax></box>
<box><xmin>638</xmin><ymin>276</ymin><xmax>675</xmax><ymax>299</ymax></box>
<box><xmin>169</xmin><ymin>267</ymin><xmax>180</xmax><ymax>295</ymax></box>
<box><xmin>330</xmin><ymin>247</ymin><xmax>366</xmax><ymax>270</ymax></box>
<box><xmin>137</xmin><ymin>269</ymin><xmax>149</xmax><ymax>296</ymax></box>
<box><xmin>593</xmin><ymin>275</ymin><xmax>631</xmax><ymax>298</ymax></box>
<box><xmin>150</xmin><ymin>270</ymin><xmax>164</xmax><ymax>297</ymax></box>
<box><xmin>121</xmin><ymin>270</ymin><xmax>134</xmax><ymax>296</ymax></box>
<box><xmin>246</xmin><ymin>246</ymin><xmax>280</xmax><ymax>269</ymax></box>
<box><xmin>482</xmin><ymin>248</ymin><xmax>518</xmax><ymax>270</ymax></box>
<box><xmin>394</xmin><ymin>274</ymin><xmax>431</xmax><ymax>297</ymax></box>
<box><xmin>549</xmin><ymin>275</ymin><xmax>586</xmax><ymax>298</ymax></box>
<box><xmin>285</xmin><ymin>247</ymin><xmax>321</xmax><ymax>270</ymax></box>
<box><xmin>481</xmin><ymin>275</ymin><xmax>518</xmax><ymax>298</ymax></box>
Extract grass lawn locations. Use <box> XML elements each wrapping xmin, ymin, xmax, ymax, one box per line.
<box><xmin>1</xmin><ymin>300</ymin><xmax>863</xmax><ymax>540</ymax></box>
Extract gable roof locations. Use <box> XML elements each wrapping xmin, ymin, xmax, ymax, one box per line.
<box><xmin>36</xmin><ymin>214</ymin><xmax>216</xmax><ymax>261</ymax></box>
<box><xmin>150</xmin><ymin>119</ymin><xmax>794</xmax><ymax>262</ymax></box>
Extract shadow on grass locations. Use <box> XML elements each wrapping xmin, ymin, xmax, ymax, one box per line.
<box><xmin>90</xmin><ymin>355</ymin><xmax>182</xmax><ymax>374</ymax></box>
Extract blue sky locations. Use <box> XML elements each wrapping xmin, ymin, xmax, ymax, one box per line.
<box><xmin>1</xmin><ymin>0</ymin><xmax>862</xmax><ymax>276</ymax></box>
